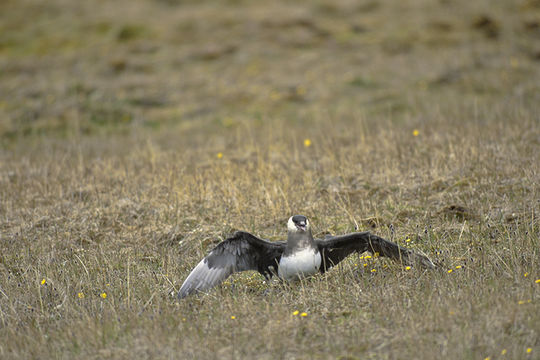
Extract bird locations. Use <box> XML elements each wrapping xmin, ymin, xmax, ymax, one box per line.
<box><xmin>178</xmin><ymin>215</ymin><xmax>435</xmax><ymax>298</ymax></box>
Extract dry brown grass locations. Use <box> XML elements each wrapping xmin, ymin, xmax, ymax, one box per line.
<box><xmin>1</xmin><ymin>0</ymin><xmax>539</xmax><ymax>359</ymax></box>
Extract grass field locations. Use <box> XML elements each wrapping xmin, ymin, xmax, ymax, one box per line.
<box><xmin>1</xmin><ymin>0</ymin><xmax>539</xmax><ymax>358</ymax></box>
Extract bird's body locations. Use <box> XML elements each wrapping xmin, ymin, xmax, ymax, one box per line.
<box><xmin>178</xmin><ymin>215</ymin><xmax>434</xmax><ymax>299</ymax></box>
<box><xmin>278</xmin><ymin>247</ymin><xmax>321</xmax><ymax>280</ymax></box>
<box><xmin>278</xmin><ymin>215</ymin><xmax>321</xmax><ymax>280</ymax></box>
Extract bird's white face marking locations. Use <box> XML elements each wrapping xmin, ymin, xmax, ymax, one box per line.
<box><xmin>287</xmin><ymin>217</ymin><xmax>296</xmax><ymax>232</ymax></box>
<box><xmin>278</xmin><ymin>248</ymin><xmax>321</xmax><ymax>281</ymax></box>
<box><xmin>287</xmin><ymin>215</ymin><xmax>310</xmax><ymax>233</ymax></box>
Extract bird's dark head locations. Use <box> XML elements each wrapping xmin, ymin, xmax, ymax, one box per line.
<box><xmin>287</xmin><ymin>215</ymin><xmax>310</xmax><ymax>233</ymax></box>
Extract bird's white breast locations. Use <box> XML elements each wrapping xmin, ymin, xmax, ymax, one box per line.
<box><xmin>278</xmin><ymin>248</ymin><xmax>321</xmax><ymax>281</ymax></box>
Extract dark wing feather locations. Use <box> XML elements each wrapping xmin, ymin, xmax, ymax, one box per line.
<box><xmin>315</xmin><ymin>232</ymin><xmax>435</xmax><ymax>272</ymax></box>
<box><xmin>178</xmin><ymin>231</ymin><xmax>285</xmax><ymax>298</ymax></box>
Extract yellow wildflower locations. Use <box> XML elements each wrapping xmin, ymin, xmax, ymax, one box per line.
<box><xmin>535</xmin><ymin>279</ymin><xmax>540</xmax><ymax>284</ymax></box>
<box><xmin>405</xmin><ymin>266</ymin><xmax>411</xmax><ymax>271</ymax></box>
<box><xmin>524</xmin><ymin>272</ymin><xmax>529</xmax><ymax>277</ymax></box>
<box><xmin>77</xmin><ymin>292</ymin><xmax>84</xmax><ymax>299</ymax></box>
<box><xmin>510</xmin><ymin>58</ymin><xmax>519</xmax><ymax>68</ymax></box>
<box><xmin>303</xmin><ymin>139</ymin><xmax>312</xmax><ymax>147</ymax></box>
<box><xmin>527</xmin><ymin>348</ymin><xmax>532</xmax><ymax>353</ymax></box>
<box><xmin>300</xmin><ymin>312</ymin><xmax>307</xmax><ymax>317</ymax></box>
<box><xmin>41</xmin><ymin>278</ymin><xmax>46</xmax><ymax>285</ymax></box>
<box><xmin>501</xmin><ymin>349</ymin><xmax>507</xmax><ymax>355</ymax></box>
<box><xmin>447</xmin><ymin>269</ymin><xmax>453</xmax><ymax>273</ymax></box>
<box><xmin>363</xmin><ymin>263</ymin><xmax>367</xmax><ymax>267</ymax></box>
<box><xmin>371</xmin><ymin>269</ymin><xmax>376</xmax><ymax>273</ymax></box>
<box><xmin>222</xmin><ymin>117</ymin><xmax>236</xmax><ymax>128</ymax></box>
<box><xmin>405</xmin><ymin>238</ymin><xmax>411</xmax><ymax>243</ymax></box>
<box><xmin>230</xmin><ymin>316</ymin><xmax>236</xmax><ymax>320</ymax></box>
<box><xmin>365</xmin><ymin>255</ymin><xmax>372</xmax><ymax>259</ymax></box>
<box><xmin>100</xmin><ymin>292</ymin><xmax>107</xmax><ymax>299</ymax></box>
<box><xmin>484</xmin><ymin>357</ymin><xmax>490</xmax><ymax>360</ymax></box>
<box><xmin>270</xmin><ymin>90</ymin><xmax>281</xmax><ymax>101</ymax></box>
<box><xmin>217</xmin><ymin>152</ymin><xmax>223</xmax><ymax>159</ymax></box>
<box><xmin>413</xmin><ymin>129</ymin><xmax>419</xmax><ymax>137</ymax></box>
<box><xmin>293</xmin><ymin>310</ymin><xmax>299</xmax><ymax>316</ymax></box>
<box><xmin>455</xmin><ymin>265</ymin><xmax>462</xmax><ymax>269</ymax></box>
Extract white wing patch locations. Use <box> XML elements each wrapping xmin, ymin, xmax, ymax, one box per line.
<box><xmin>178</xmin><ymin>255</ymin><xmax>233</xmax><ymax>298</ymax></box>
<box><xmin>278</xmin><ymin>248</ymin><xmax>321</xmax><ymax>281</ymax></box>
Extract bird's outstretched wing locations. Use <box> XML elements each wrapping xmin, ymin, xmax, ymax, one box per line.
<box><xmin>315</xmin><ymin>232</ymin><xmax>435</xmax><ymax>272</ymax></box>
<box><xmin>178</xmin><ymin>231</ymin><xmax>286</xmax><ymax>298</ymax></box>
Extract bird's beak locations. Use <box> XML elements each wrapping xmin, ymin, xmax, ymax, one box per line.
<box><xmin>296</xmin><ymin>222</ymin><xmax>307</xmax><ymax>231</ymax></box>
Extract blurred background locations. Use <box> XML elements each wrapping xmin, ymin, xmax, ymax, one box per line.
<box><xmin>1</xmin><ymin>0</ymin><xmax>539</xmax><ymax>151</ymax></box>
